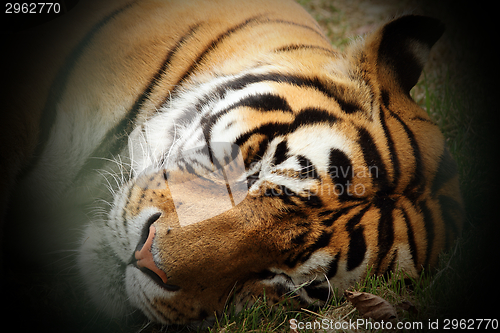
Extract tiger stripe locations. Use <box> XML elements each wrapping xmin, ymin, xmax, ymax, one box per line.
<box><xmin>389</xmin><ymin>110</ymin><xmax>426</xmax><ymax>199</ymax></box>
<box><xmin>25</xmin><ymin>0</ymin><xmax>139</xmax><ymax>178</ymax></box>
<box><xmin>400</xmin><ymin>206</ymin><xmax>419</xmax><ymax>268</ymax></box>
<box><xmin>171</xmin><ymin>17</ymin><xmax>329</xmax><ymax>93</ymax></box>
<box><xmin>75</xmin><ymin>24</ymin><xmax>203</xmax><ymax>183</ymax></box>
<box><xmin>378</xmin><ymin>94</ymin><xmax>401</xmax><ymax>189</ymax></box>
<box><xmin>9</xmin><ymin>0</ymin><xmax>464</xmax><ymax>325</ymax></box>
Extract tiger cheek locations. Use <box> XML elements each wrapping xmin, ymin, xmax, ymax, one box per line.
<box><xmin>125</xmin><ymin>170</ymin><xmax>277</xmax><ymax>289</ymax></box>
<box><xmin>152</xmin><ymin>208</ymin><xmax>273</xmax><ymax>285</ymax></box>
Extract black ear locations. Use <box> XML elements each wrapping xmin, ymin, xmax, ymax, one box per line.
<box><xmin>376</xmin><ymin>15</ymin><xmax>445</xmax><ymax>92</ymax></box>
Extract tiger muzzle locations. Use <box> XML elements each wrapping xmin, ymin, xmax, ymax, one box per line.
<box><xmin>130</xmin><ymin>213</ymin><xmax>180</xmax><ymax>292</ymax></box>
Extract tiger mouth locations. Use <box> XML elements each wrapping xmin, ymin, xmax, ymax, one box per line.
<box><xmin>128</xmin><ymin>212</ymin><xmax>180</xmax><ymax>292</ymax></box>
<box><xmin>130</xmin><ymin>261</ymin><xmax>181</xmax><ymax>292</ymax></box>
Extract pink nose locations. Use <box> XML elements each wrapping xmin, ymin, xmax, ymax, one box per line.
<box><xmin>134</xmin><ymin>225</ymin><xmax>169</xmax><ymax>284</ymax></box>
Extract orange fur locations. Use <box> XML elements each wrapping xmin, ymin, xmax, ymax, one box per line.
<box><xmin>4</xmin><ymin>0</ymin><xmax>463</xmax><ymax>325</ymax></box>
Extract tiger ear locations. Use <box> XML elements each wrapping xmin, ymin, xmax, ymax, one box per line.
<box><xmin>365</xmin><ymin>15</ymin><xmax>444</xmax><ymax>93</ymax></box>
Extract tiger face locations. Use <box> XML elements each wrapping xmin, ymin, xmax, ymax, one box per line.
<box><xmin>10</xmin><ymin>0</ymin><xmax>462</xmax><ymax>326</ymax></box>
<box><xmin>77</xmin><ymin>10</ymin><xmax>462</xmax><ymax>324</ymax></box>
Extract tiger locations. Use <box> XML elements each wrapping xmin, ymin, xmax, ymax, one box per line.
<box><xmin>2</xmin><ymin>0</ymin><xmax>463</xmax><ymax>326</ymax></box>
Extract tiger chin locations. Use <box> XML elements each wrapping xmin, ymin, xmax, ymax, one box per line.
<box><xmin>6</xmin><ymin>0</ymin><xmax>463</xmax><ymax>327</ymax></box>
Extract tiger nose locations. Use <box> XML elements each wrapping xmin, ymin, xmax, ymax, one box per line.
<box><xmin>134</xmin><ymin>224</ymin><xmax>169</xmax><ymax>285</ymax></box>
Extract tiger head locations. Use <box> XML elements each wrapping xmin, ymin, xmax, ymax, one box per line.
<box><xmin>78</xmin><ymin>14</ymin><xmax>462</xmax><ymax>325</ymax></box>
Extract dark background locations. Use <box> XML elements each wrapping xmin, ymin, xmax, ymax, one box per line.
<box><xmin>1</xmin><ymin>0</ymin><xmax>499</xmax><ymax>331</ymax></box>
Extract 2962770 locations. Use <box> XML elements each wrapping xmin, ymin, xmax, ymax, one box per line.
<box><xmin>443</xmin><ymin>319</ymin><xmax>498</xmax><ymax>330</ymax></box>
<box><xmin>5</xmin><ymin>2</ymin><xmax>61</xmax><ymax>14</ymax></box>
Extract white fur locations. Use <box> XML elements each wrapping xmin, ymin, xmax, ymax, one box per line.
<box><xmin>76</xmin><ymin>65</ymin><xmax>363</xmax><ymax>321</ymax></box>
<box><xmin>286</xmin><ymin>124</ymin><xmax>352</xmax><ymax>174</ymax></box>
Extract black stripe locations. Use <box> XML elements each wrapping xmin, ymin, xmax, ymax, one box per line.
<box><xmin>274</xmin><ymin>44</ymin><xmax>337</xmax><ymax>55</ymax></box>
<box><xmin>400</xmin><ymin>207</ymin><xmax>419</xmax><ymax>269</ymax></box>
<box><xmin>183</xmin><ymin>162</ymin><xmax>197</xmax><ymax>176</ymax></box>
<box><xmin>346</xmin><ymin>205</ymin><xmax>370</xmax><ymax>271</ymax></box>
<box><xmin>201</xmin><ymin>93</ymin><xmax>292</xmax><ymax>153</ymax></box>
<box><xmin>378</xmin><ymin>94</ymin><xmax>400</xmax><ymax>189</ymax></box>
<box><xmin>293</xmin><ymin>107</ymin><xmax>338</xmax><ymax>127</ymax></box>
<box><xmin>303</xmin><ymin>286</ymin><xmax>330</xmax><ymax>302</ymax></box>
<box><xmin>245</xmin><ymin>136</ymin><xmax>269</xmax><ymax>168</ymax></box>
<box><xmin>381</xmin><ymin>89</ymin><xmax>391</xmax><ymax>108</ymax></box>
<box><xmin>267</xmin><ymin>18</ymin><xmax>329</xmax><ymax>42</ymax></box>
<box><xmin>412</xmin><ymin>116</ymin><xmax>436</xmax><ymax>124</ymax></box>
<box><xmin>387</xmin><ymin>249</ymin><xmax>398</xmax><ymax>273</ymax></box>
<box><xmin>234</xmin><ymin>93</ymin><xmax>293</xmax><ymax>113</ymax></box>
<box><xmin>271</xmin><ymin>73</ymin><xmax>363</xmax><ymax>114</ymax></box>
<box><xmin>374</xmin><ymin>198</ymin><xmax>395</xmax><ymax>274</ymax></box>
<box><xmin>235</xmin><ymin>107</ymin><xmax>338</xmax><ymax>148</ymax></box>
<box><xmin>272</xmin><ymin>140</ymin><xmax>289</xmax><ymax>166</ymax></box>
<box><xmin>321</xmin><ymin>206</ymin><xmax>355</xmax><ymax>227</ymax></box>
<box><xmin>228</xmin><ymin>143</ymin><xmax>241</xmax><ymax>166</ymax></box>
<box><xmin>193</xmin><ymin>72</ymin><xmax>362</xmax><ymax>118</ymax></box>
<box><xmin>356</xmin><ymin>127</ymin><xmax>390</xmax><ymax>193</ymax></box>
<box><xmin>266</xmin><ymin>184</ymin><xmax>322</xmax><ymax>209</ymax></box>
<box><xmin>419</xmin><ymin>200</ymin><xmax>435</xmax><ymax>268</ymax></box>
<box><xmin>120</xmin><ymin>181</ymin><xmax>137</xmax><ymax>234</ymax></box>
<box><xmin>287</xmin><ymin>229</ymin><xmax>331</xmax><ymax>267</ymax></box>
<box><xmin>336</xmin><ymin>97</ymin><xmax>360</xmax><ymax>114</ymax></box>
<box><xmin>346</xmin><ymin>205</ymin><xmax>370</xmax><ymax>232</ymax></box>
<box><xmin>290</xmin><ymin>230</ymin><xmax>309</xmax><ymax>247</ymax></box>
<box><xmin>246</xmin><ymin>172</ymin><xmax>259</xmax><ymax>188</ymax></box>
<box><xmin>172</xmin><ymin>17</ymin><xmax>328</xmax><ymax>91</ymax></box>
<box><xmin>257</xmin><ymin>269</ymin><xmax>277</xmax><ymax>280</ymax></box>
<box><xmin>299</xmin><ymin>193</ymin><xmax>323</xmax><ymax>208</ymax></box>
<box><xmin>347</xmin><ymin>227</ymin><xmax>366</xmax><ymax>271</ymax></box>
<box><xmin>21</xmin><ymin>0</ymin><xmax>138</xmax><ymax>177</ymax></box>
<box><xmin>147</xmin><ymin>23</ymin><xmax>201</xmax><ymax>111</ymax></box>
<box><xmin>319</xmin><ymin>210</ymin><xmax>334</xmax><ymax>217</ymax></box>
<box><xmin>264</xmin><ymin>185</ymin><xmax>297</xmax><ymax>207</ymax></box>
<box><xmin>326</xmin><ymin>252</ymin><xmax>340</xmax><ymax>279</ymax></box>
<box><xmin>328</xmin><ymin>148</ymin><xmax>353</xmax><ymax>201</ymax></box>
<box><xmin>308</xmin><ymin>231</ymin><xmax>332</xmax><ymax>253</ymax></box>
<box><xmin>73</xmin><ymin>25</ymin><xmax>200</xmax><ymax>183</ymax></box>
<box><xmin>297</xmin><ymin>155</ymin><xmax>319</xmax><ymax>179</ymax></box>
<box><xmin>173</xmin><ymin>16</ymin><xmax>263</xmax><ymax>90</ymax></box>
<box><xmin>389</xmin><ymin>111</ymin><xmax>425</xmax><ymax>200</ymax></box>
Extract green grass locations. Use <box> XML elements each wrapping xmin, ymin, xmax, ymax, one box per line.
<box><xmin>203</xmin><ymin>263</ymin><xmax>452</xmax><ymax>333</ymax></box>
<box><xmin>297</xmin><ymin>0</ymin><xmax>351</xmax><ymax>49</ymax></box>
